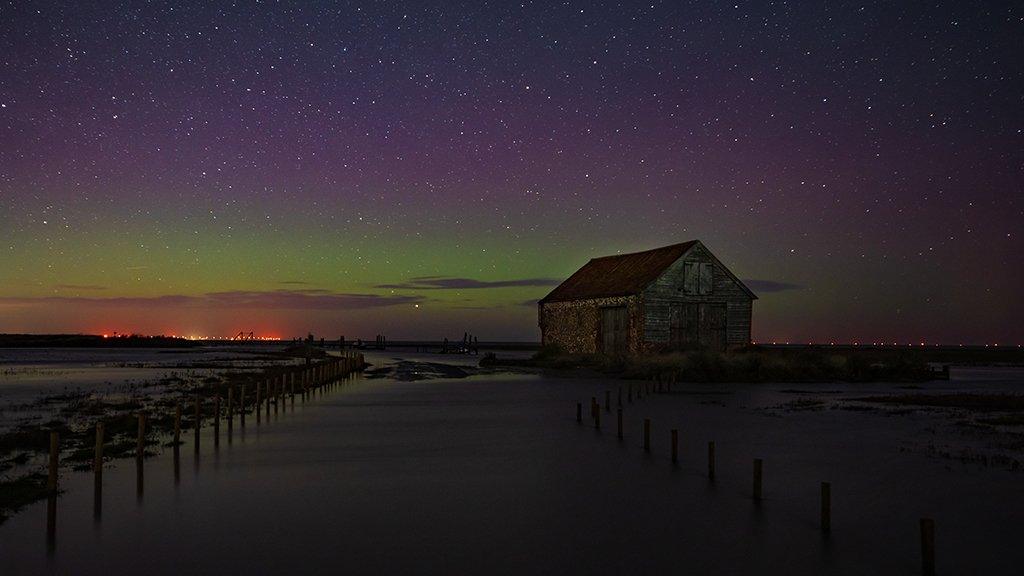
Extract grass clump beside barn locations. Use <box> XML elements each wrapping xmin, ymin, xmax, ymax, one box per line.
<box><xmin>482</xmin><ymin>345</ymin><xmax>942</xmax><ymax>383</ymax></box>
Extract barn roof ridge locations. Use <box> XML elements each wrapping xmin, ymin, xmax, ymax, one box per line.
<box><xmin>586</xmin><ymin>240</ymin><xmax>698</xmax><ymax>262</ymax></box>
<box><xmin>538</xmin><ymin>240</ymin><xmax>700</xmax><ymax>304</ymax></box>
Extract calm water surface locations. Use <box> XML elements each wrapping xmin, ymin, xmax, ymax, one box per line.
<box><xmin>1</xmin><ymin>350</ymin><xmax>1022</xmax><ymax>574</ymax></box>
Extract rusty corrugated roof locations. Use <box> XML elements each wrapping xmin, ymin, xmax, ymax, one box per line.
<box><xmin>539</xmin><ymin>241</ymin><xmax>699</xmax><ymax>304</ymax></box>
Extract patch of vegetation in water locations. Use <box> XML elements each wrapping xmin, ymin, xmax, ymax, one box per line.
<box><xmin>856</xmin><ymin>394</ymin><xmax>1024</xmax><ymax>411</ymax></box>
<box><xmin>0</xmin><ymin>473</ymin><xmax>50</xmax><ymax>525</ymax></box>
<box><xmin>482</xmin><ymin>345</ymin><xmax>940</xmax><ymax>383</ymax></box>
<box><xmin>977</xmin><ymin>414</ymin><xmax>1024</xmax><ymax>426</ymax></box>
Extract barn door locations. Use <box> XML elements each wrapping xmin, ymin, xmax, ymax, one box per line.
<box><xmin>601</xmin><ymin>306</ymin><xmax>629</xmax><ymax>355</ymax></box>
<box><xmin>667</xmin><ymin>303</ymin><xmax>700</xmax><ymax>348</ymax></box>
<box><xmin>698</xmin><ymin>303</ymin><xmax>727</xmax><ymax>351</ymax></box>
<box><xmin>670</xmin><ymin>304</ymin><xmax>699</xmax><ymax>350</ymax></box>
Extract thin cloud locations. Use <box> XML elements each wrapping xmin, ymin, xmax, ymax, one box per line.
<box><xmin>376</xmin><ymin>276</ymin><xmax>561</xmax><ymax>290</ymax></box>
<box><xmin>0</xmin><ymin>290</ymin><xmax>424</xmax><ymax>310</ymax></box>
<box><xmin>54</xmin><ymin>284</ymin><xmax>108</xmax><ymax>291</ymax></box>
<box><xmin>742</xmin><ymin>279</ymin><xmax>804</xmax><ymax>293</ymax></box>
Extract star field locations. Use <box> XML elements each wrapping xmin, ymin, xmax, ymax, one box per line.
<box><xmin>0</xmin><ymin>1</ymin><xmax>1021</xmax><ymax>342</ymax></box>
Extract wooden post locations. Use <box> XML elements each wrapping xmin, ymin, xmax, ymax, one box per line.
<box><xmin>643</xmin><ymin>419</ymin><xmax>651</xmax><ymax>453</ymax></box>
<box><xmin>618</xmin><ymin>386</ymin><xmax>622</xmax><ymax>407</ymax></box>
<box><xmin>93</xmin><ymin>423</ymin><xmax>104</xmax><ymax>481</ymax></box>
<box><xmin>48</xmin><ymin>431</ymin><xmax>59</xmax><ymax>493</ymax></box>
<box><xmin>174</xmin><ymin>403</ymin><xmax>181</xmax><ymax>445</ymax></box>
<box><xmin>213</xmin><ymin>395</ymin><xmax>221</xmax><ymax>446</ymax></box>
<box><xmin>194</xmin><ymin>395</ymin><xmax>201</xmax><ymax>454</ymax></box>
<box><xmin>617</xmin><ymin>408</ymin><xmax>623</xmax><ymax>440</ymax></box>
<box><xmin>240</xmin><ymin>385</ymin><xmax>246</xmax><ymax>427</ymax></box>
<box><xmin>753</xmin><ymin>458</ymin><xmax>763</xmax><ymax>501</ymax></box>
<box><xmin>591</xmin><ymin>397</ymin><xmax>597</xmax><ymax>420</ymax></box>
<box><xmin>265</xmin><ymin>381</ymin><xmax>271</xmax><ymax>418</ymax></box>
<box><xmin>605</xmin><ymin>390</ymin><xmax>610</xmax><ymax>413</ymax></box>
<box><xmin>671</xmin><ymin>429</ymin><xmax>678</xmax><ymax>464</ymax></box>
<box><xmin>576</xmin><ymin>402</ymin><xmax>582</xmax><ymax>424</ymax></box>
<box><xmin>136</xmin><ymin>413</ymin><xmax>146</xmax><ymax>460</ymax></box>
<box><xmin>821</xmin><ymin>482</ymin><xmax>831</xmax><ymax>534</ymax></box>
<box><xmin>708</xmin><ymin>441</ymin><xmax>716</xmax><ymax>480</ymax></box>
<box><xmin>256</xmin><ymin>382</ymin><xmax>262</xmax><ymax>423</ymax></box>
<box><xmin>136</xmin><ymin>413</ymin><xmax>145</xmax><ymax>500</ymax></box>
<box><xmin>47</xmin><ymin>430</ymin><xmax>58</xmax><ymax>549</ymax></box>
<box><xmin>920</xmin><ymin>518</ymin><xmax>935</xmax><ymax>576</ymax></box>
<box><xmin>93</xmin><ymin>421</ymin><xmax>103</xmax><ymax>520</ymax></box>
<box><xmin>273</xmin><ymin>379</ymin><xmax>279</xmax><ymax>415</ymax></box>
<box><xmin>227</xmin><ymin>387</ymin><xmax>234</xmax><ymax>434</ymax></box>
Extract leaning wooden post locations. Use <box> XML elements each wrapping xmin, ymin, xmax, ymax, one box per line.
<box><xmin>643</xmin><ymin>419</ymin><xmax>651</xmax><ymax>453</ymax></box>
<box><xmin>576</xmin><ymin>402</ymin><xmax>582</xmax><ymax>424</ymax></box>
<box><xmin>821</xmin><ymin>482</ymin><xmax>831</xmax><ymax>534</ymax></box>
<box><xmin>617</xmin><ymin>408</ymin><xmax>623</xmax><ymax>440</ymax></box>
<box><xmin>48</xmin><ymin>431</ymin><xmax>60</xmax><ymax>493</ymax></box>
<box><xmin>920</xmin><ymin>518</ymin><xmax>935</xmax><ymax>576</ymax></box>
<box><xmin>753</xmin><ymin>458</ymin><xmax>763</xmax><ymax>502</ymax></box>
<box><xmin>671</xmin><ymin>429</ymin><xmax>678</xmax><ymax>464</ymax></box>
<box><xmin>708</xmin><ymin>441</ymin><xmax>716</xmax><ymax>480</ymax></box>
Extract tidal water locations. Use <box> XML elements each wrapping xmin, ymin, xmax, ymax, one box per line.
<box><xmin>1</xmin><ymin>349</ymin><xmax>1022</xmax><ymax>574</ymax></box>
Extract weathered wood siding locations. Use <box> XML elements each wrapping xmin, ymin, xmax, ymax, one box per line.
<box><xmin>642</xmin><ymin>244</ymin><xmax>753</xmax><ymax>349</ymax></box>
<box><xmin>539</xmin><ymin>295</ymin><xmax>643</xmax><ymax>354</ymax></box>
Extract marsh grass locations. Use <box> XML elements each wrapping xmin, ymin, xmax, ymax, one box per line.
<box><xmin>0</xmin><ymin>473</ymin><xmax>49</xmax><ymax>525</ymax></box>
<box><xmin>484</xmin><ymin>345</ymin><xmax>939</xmax><ymax>383</ymax></box>
<box><xmin>857</xmin><ymin>394</ymin><xmax>1024</xmax><ymax>411</ymax></box>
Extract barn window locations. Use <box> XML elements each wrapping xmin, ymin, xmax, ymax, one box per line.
<box><xmin>698</xmin><ymin>262</ymin><xmax>713</xmax><ymax>294</ymax></box>
<box><xmin>683</xmin><ymin>262</ymin><xmax>713</xmax><ymax>295</ymax></box>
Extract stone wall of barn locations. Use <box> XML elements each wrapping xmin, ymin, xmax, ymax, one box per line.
<box><xmin>642</xmin><ymin>243</ymin><xmax>754</xmax><ymax>349</ymax></box>
<box><xmin>538</xmin><ymin>295</ymin><xmax>644</xmax><ymax>354</ymax></box>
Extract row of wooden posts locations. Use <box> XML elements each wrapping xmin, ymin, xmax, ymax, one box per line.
<box><xmin>576</xmin><ymin>378</ymin><xmax>938</xmax><ymax>576</ymax></box>
<box><xmin>43</xmin><ymin>352</ymin><xmax>365</xmax><ymax>551</ymax></box>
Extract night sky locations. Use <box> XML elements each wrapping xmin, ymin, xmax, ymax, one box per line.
<box><xmin>1</xmin><ymin>1</ymin><xmax>1021</xmax><ymax>343</ymax></box>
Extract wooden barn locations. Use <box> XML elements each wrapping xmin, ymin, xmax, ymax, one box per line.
<box><xmin>538</xmin><ymin>241</ymin><xmax>757</xmax><ymax>355</ymax></box>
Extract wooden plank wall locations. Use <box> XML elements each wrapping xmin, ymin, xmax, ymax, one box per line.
<box><xmin>642</xmin><ymin>244</ymin><xmax>753</xmax><ymax>348</ymax></box>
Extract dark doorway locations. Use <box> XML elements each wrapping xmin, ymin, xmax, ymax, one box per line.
<box><xmin>600</xmin><ymin>306</ymin><xmax>629</xmax><ymax>355</ymax></box>
<box><xmin>670</xmin><ymin>303</ymin><xmax>726</xmax><ymax>351</ymax></box>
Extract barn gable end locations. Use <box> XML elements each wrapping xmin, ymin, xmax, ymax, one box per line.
<box><xmin>642</xmin><ymin>242</ymin><xmax>756</xmax><ymax>350</ymax></box>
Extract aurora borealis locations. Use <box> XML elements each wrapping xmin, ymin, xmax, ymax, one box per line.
<box><xmin>1</xmin><ymin>2</ymin><xmax>1021</xmax><ymax>343</ymax></box>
